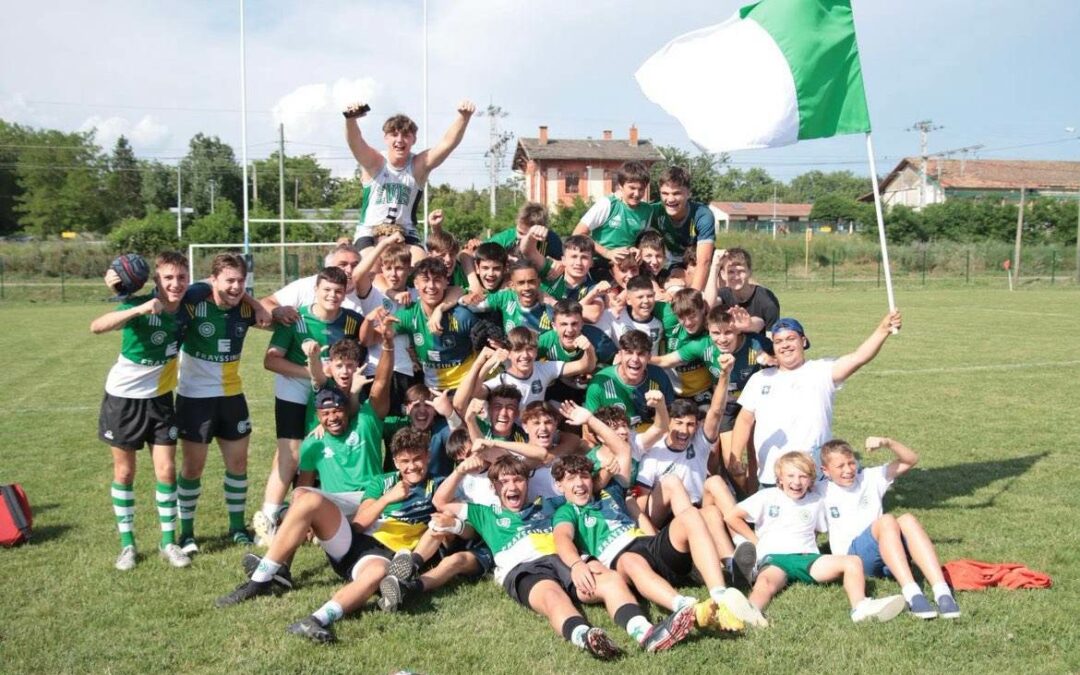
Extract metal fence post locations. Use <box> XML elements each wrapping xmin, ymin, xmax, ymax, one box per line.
<box><xmin>784</xmin><ymin>252</ymin><xmax>789</xmax><ymax>286</ymax></box>
<box><xmin>921</xmin><ymin>248</ymin><xmax>927</xmax><ymax>285</ymax></box>
<box><xmin>831</xmin><ymin>251</ymin><xmax>836</xmax><ymax>287</ymax></box>
<box><xmin>60</xmin><ymin>252</ymin><xmax>66</xmax><ymax>302</ymax></box>
<box><xmin>965</xmin><ymin>249</ymin><xmax>971</xmax><ymax>284</ymax></box>
<box><xmin>1051</xmin><ymin>249</ymin><xmax>1057</xmax><ymax>285</ymax></box>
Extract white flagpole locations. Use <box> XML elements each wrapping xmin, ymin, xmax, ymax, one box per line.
<box><xmin>422</xmin><ymin>0</ymin><xmax>430</xmax><ymax>243</ymax></box>
<box><xmin>865</xmin><ymin>133</ymin><xmax>896</xmax><ymax>313</ymax></box>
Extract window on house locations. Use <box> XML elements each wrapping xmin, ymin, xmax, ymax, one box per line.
<box><xmin>565</xmin><ymin>172</ymin><xmax>579</xmax><ymax>194</ymax></box>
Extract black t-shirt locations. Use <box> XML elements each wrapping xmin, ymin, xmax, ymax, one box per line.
<box><xmin>719</xmin><ymin>285</ymin><xmax>780</xmax><ymax>337</ymax></box>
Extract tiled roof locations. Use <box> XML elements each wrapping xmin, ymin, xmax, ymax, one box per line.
<box><xmin>513</xmin><ymin>137</ymin><xmax>664</xmax><ymax>169</ymax></box>
<box><xmin>884</xmin><ymin>157</ymin><xmax>1080</xmax><ymax>191</ymax></box>
<box><xmin>710</xmin><ymin>201</ymin><xmax>813</xmax><ymax>218</ymax></box>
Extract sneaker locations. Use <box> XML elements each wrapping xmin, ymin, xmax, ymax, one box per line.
<box><xmin>731</xmin><ymin>541</ymin><xmax>758</xmax><ymax>593</ymax></box>
<box><xmin>378</xmin><ymin>575</ymin><xmax>404</xmax><ymax>612</ymax></box>
<box><xmin>229</xmin><ymin>529</ymin><xmax>255</xmax><ymax>546</ymax></box>
<box><xmin>241</xmin><ymin>552</ymin><xmax>294</xmax><ymax>589</ymax></box>
<box><xmin>286</xmin><ymin>616</ymin><xmax>336</xmax><ymax>644</ymax></box>
<box><xmin>583</xmin><ymin>627</ymin><xmax>623</xmax><ymax>660</ymax></box>
<box><xmin>179</xmin><ymin>536</ymin><xmax>199</xmax><ymax>556</ymax></box>
<box><xmin>115</xmin><ymin>545</ymin><xmax>137</xmax><ymax>572</ymax></box>
<box><xmin>851</xmin><ymin>595</ymin><xmax>907</xmax><ymax>623</ymax></box>
<box><xmin>720</xmin><ymin>587</ymin><xmax>767</xmax><ymax>629</ymax></box>
<box><xmin>936</xmin><ymin>594</ymin><xmax>961</xmax><ymax>619</ymax></box>
<box><xmin>159</xmin><ymin>543</ymin><xmax>192</xmax><ymax>569</ymax></box>
<box><xmin>694</xmin><ymin>599</ymin><xmax>747</xmax><ymax>633</ymax></box>
<box><xmin>252</xmin><ymin>511</ymin><xmax>278</xmax><ymax>548</ymax></box>
<box><xmin>642</xmin><ymin>605</ymin><xmax>696</xmax><ymax>653</ymax></box>
<box><xmin>908</xmin><ymin>593</ymin><xmax>938</xmax><ymax>620</ymax></box>
<box><xmin>214</xmin><ymin>580</ymin><xmax>272</xmax><ymax>608</ymax></box>
<box><xmin>387</xmin><ymin>549</ymin><xmax>419</xmax><ymax>583</ymax></box>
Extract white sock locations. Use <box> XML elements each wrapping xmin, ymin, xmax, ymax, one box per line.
<box><xmin>312</xmin><ymin>600</ymin><xmax>343</xmax><ymax>626</ymax></box>
<box><xmin>709</xmin><ymin>587</ymin><xmax>728</xmax><ymax>605</ymax></box>
<box><xmin>261</xmin><ymin>502</ymin><xmax>281</xmax><ymax>520</ymax></box>
<box><xmin>627</xmin><ymin>615</ymin><xmax>652</xmax><ymax>644</ymax></box>
<box><xmin>674</xmin><ymin>594</ymin><xmax>698</xmax><ymax>611</ymax></box>
<box><xmin>931</xmin><ymin>582</ymin><xmax>953</xmax><ymax>600</ymax></box>
<box><xmin>901</xmin><ymin>582</ymin><xmax>923</xmax><ymax>602</ymax></box>
<box><xmin>251</xmin><ymin>557</ymin><xmax>282</xmax><ymax>583</ymax></box>
<box><xmin>570</xmin><ymin>624</ymin><xmax>589</xmax><ymax>648</ymax></box>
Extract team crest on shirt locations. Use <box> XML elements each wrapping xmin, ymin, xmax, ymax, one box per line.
<box><xmin>830</xmin><ymin>507</ymin><xmax>840</xmax><ymax>518</ymax></box>
<box><xmin>761</xmin><ymin>385</ymin><xmax>771</xmax><ymax>395</ymax></box>
<box><xmin>797</xmin><ymin>509</ymin><xmax>812</xmax><ymax>524</ymax></box>
<box><xmin>382</xmin><ymin>298</ymin><xmax>394</xmax><ymax>311</ymax></box>
<box><xmin>150</xmin><ymin>331</ymin><xmax>167</xmax><ymax>346</ymax></box>
<box><xmin>858</xmin><ymin>494</ymin><xmax>870</xmax><ymax>508</ymax></box>
<box><xmin>413</xmin><ymin>334</ymin><xmax>424</xmax><ymax>346</ymax></box>
<box><xmin>496</xmin><ymin>517</ymin><xmax>511</xmax><ymax>528</ymax></box>
<box><xmin>531</xmin><ymin>380</ymin><xmax>542</xmax><ymax>394</ymax></box>
<box><xmin>584</xmin><ymin>515</ymin><xmax>597</xmax><ymax>528</ymax></box>
<box><xmin>443</xmin><ymin>335</ymin><xmax>457</xmax><ymax>349</ymax></box>
<box><xmin>323</xmin><ymin>447</ymin><xmax>334</xmax><ymax>459</ymax></box>
<box><xmin>346</xmin><ymin>431</ymin><xmax>360</xmax><ymax>446</ymax></box>
<box><xmin>234</xmin><ymin>323</ymin><xmax>247</xmax><ymax>337</ymax></box>
<box><xmin>198</xmin><ymin>322</ymin><xmax>215</xmax><ymax>337</ymax></box>
<box><xmin>767</xmin><ymin>505</ymin><xmax>779</xmax><ymax>517</ymax></box>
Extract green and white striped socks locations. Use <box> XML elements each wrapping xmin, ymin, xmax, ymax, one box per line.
<box><xmin>177</xmin><ymin>476</ymin><xmax>201</xmax><ymax>540</ymax></box>
<box><xmin>111</xmin><ymin>482</ymin><xmax>135</xmax><ymax>548</ymax></box>
<box><xmin>224</xmin><ymin>472</ymin><xmax>248</xmax><ymax>532</ymax></box>
<box><xmin>156</xmin><ymin>481</ymin><xmax>178</xmax><ymax>546</ymax></box>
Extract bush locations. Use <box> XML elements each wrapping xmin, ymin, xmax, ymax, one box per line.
<box><xmin>106</xmin><ymin>210</ymin><xmax>179</xmax><ymax>255</ymax></box>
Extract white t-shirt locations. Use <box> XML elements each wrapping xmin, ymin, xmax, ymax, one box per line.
<box><xmin>273</xmin><ymin>275</ymin><xmax>362</xmax><ymax>314</ymax></box>
<box><xmin>455</xmin><ymin>471</ymin><xmax>500</xmax><ymax>508</ymax></box>
<box><xmin>578</xmin><ymin>198</ymin><xmax>613</xmax><ymax>231</ymax></box>
<box><xmin>607</xmin><ymin>308</ymin><xmax>664</xmax><ymax>356</ymax></box>
<box><xmin>736</xmin><ymin>359</ymin><xmax>838</xmax><ymax>485</ymax></box>
<box><xmin>484</xmin><ymin>361</ymin><xmax>564</xmax><ymax>407</ymax></box>
<box><xmin>636</xmin><ymin>427</ymin><xmax>713</xmax><ymax>504</ymax></box>
<box><xmin>822</xmin><ymin>465</ymin><xmax>892</xmax><ymax>557</ymax></box>
<box><xmin>356</xmin><ymin>286</ymin><xmax>418</xmax><ymax>377</ymax></box>
<box><xmin>736</xmin><ymin>487</ymin><xmax>827</xmax><ymax>560</ymax></box>
<box><xmin>527</xmin><ymin>464</ymin><xmax>561</xmax><ymax>500</ymax></box>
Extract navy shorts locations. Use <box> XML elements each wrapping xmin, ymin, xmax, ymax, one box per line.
<box><xmin>848</xmin><ymin>525</ymin><xmax>908</xmax><ymax>579</ymax></box>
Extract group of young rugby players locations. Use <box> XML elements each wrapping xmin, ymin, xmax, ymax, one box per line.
<box><xmin>93</xmin><ymin>102</ymin><xmax>959</xmax><ymax>658</ymax></box>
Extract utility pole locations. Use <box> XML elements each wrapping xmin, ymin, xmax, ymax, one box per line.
<box><xmin>278</xmin><ymin>123</ymin><xmax>286</xmax><ymax>286</ymax></box>
<box><xmin>294</xmin><ymin>178</ymin><xmax>299</xmax><ymax>209</ymax></box>
<box><xmin>907</xmin><ymin>119</ymin><xmax>942</xmax><ymax>209</ymax></box>
<box><xmin>1013</xmin><ymin>186</ymin><xmax>1026</xmax><ymax>285</ymax></box>
<box><xmin>209</xmin><ymin>179</ymin><xmax>216</xmax><ymax>214</ymax></box>
<box><xmin>478</xmin><ymin>104</ymin><xmax>513</xmax><ymax>221</ymax></box>
<box><xmin>252</xmin><ymin>162</ymin><xmax>258</xmax><ymax>207</ymax></box>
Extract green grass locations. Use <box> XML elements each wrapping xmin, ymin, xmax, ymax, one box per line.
<box><xmin>1</xmin><ymin>286</ymin><xmax>1078</xmax><ymax>674</ymax></box>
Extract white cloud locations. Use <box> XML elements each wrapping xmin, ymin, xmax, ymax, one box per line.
<box><xmin>271</xmin><ymin>77</ymin><xmax>380</xmax><ymax>138</ymax></box>
<box><xmin>78</xmin><ymin>115</ymin><xmax>170</xmax><ymax>152</ymax></box>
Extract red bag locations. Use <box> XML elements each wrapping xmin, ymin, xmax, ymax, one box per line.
<box><xmin>0</xmin><ymin>483</ymin><xmax>33</xmax><ymax>546</ymax></box>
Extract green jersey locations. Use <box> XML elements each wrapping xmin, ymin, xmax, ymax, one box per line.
<box><xmin>268</xmin><ymin>304</ymin><xmax>363</xmax><ymax>404</ymax></box>
<box><xmin>584</xmin><ymin>364</ymin><xmax>675</xmax><ymax>430</ymax></box>
<box><xmin>539</xmin><ymin>259</ymin><xmax>595</xmax><ymax>302</ymax></box>
<box><xmin>481</xmin><ymin>289</ymin><xmax>554</xmax><ymax>334</ymax></box>
<box><xmin>465</xmin><ymin>498</ymin><xmax>562</xmax><ymax>584</ymax></box>
<box><xmin>646</xmin><ymin>200</ymin><xmax>716</xmax><ymax>265</ymax></box>
<box><xmin>297</xmin><ymin>400</ymin><xmax>385</xmax><ymax>492</ymax></box>
<box><xmin>394</xmin><ymin>303</ymin><xmax>478</xmax><ymax>389</ymax></box>
<box><xmin>580</xmin><ymin>195</ymin><xmax>654</xmax><ymax>250</ymax></box>
<box><xmin>487</xmin><ymin>227</ymin><xmax>564</xmax><ymax>261</ymax></box>
<box><xmin>552</xmin><ymin>482</ymin><xmax>644</xmax><ymax>566</ymax></box>
<box><xmin>361</xmin><ymin>472</ymin><xmax>444</xmax><ymax>552</ymax></box>
<box><xmin>178</xmin><ymin>298</ymin><xmax>257</xmax><ymax>398</ymax></box>
<box><xmin>661</xmin><ymin>305</ymin><xmax>711</xmax><ymax>397</ymax></box>
<box><xmin>476</xmin><ymin>417</ymin><xmax>528</xmax><ymax>444</ymax></box>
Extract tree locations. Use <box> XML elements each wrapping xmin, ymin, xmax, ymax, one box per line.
<box><xmin>107</xmin><ymin>209</ymin><xmax>179</xmax><ymax>254</ymax></box>
<box><xmin>714</xmin><ymin>167</ymin><xmax>788</xmax><ymax>203</ymax></box>
<box><xmin>14</xmin><ymin>128</ymin><xmax>108</xmax><ymax>236</ymax></box>
<box><xmin>107</xmin><ymin>136</ymin><xmax>144</xmax><ymax>222</ymax></box>
<box><xmin>883</xmin><ymin>205</ymin><xmax>926</xmax><ymax>244</ymax></box>
<box><xmin>0</xmin><ymin>120</ymin><xmax>32</xmax><ymax>236</ymax></box>
<box><xmin>180</xmin><ymin>134</ymin><xmax>241</xmax><ymax>217</ymax></box>
<box><xmin>787</xmin><ymin>170</ymin><xmax>871</xmax><ymax>202</ymax></box>
<box><xmin>251</xmin><ymin>152</ymin><xmax>335</xmax><ymax>210</ymax></box>
<box><xmin>649</xmin><ymin>145</ymin><xmax>728</xmax><ymax>203</ymax></box>
<box><xmin>140</xmin><ymin>159</ymin><xmax>176</xmax><ymax>213</ymax></box>
<box><xmin>810</xmin><ymin>194</ymin><xmax>873</xmax><ymax>228</ymax></box>
<box><xmin>185</xmin><ymin>198</ymin><xmax>242</xmax><ymax>244</ymax></box>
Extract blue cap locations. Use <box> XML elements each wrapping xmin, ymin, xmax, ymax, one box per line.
<box><xmin>314</xmin><ymin>387</ymin><xmax>347</xmax><ymax>410</ymax></box>
<box><xmin>770</xmin><ymin>318</ymin><xmax>810</xmax><ymax>349</ymax></box>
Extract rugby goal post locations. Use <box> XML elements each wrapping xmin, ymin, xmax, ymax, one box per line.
<box><xmin>187</xmin><ymin>240</ymin><xmax>339</xmax><ymax>294</ymax></box>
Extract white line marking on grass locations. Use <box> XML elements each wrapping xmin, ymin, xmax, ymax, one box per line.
<box><xmin>866</xmin><ymin>360</ymin><xmax>1080</xmax><ymax>376</ymax></box>
<box><xmin>968</xmin><ymin>308</ymin><xmax>1074</xmax><ymax>319</ymax></box>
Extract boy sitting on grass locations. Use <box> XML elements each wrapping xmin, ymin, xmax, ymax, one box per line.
<box><xmin>724</xmin><ymin>452</ymin><xmax>907</xmax><ymax>624</ymax></box>
<box><xmin>820</xmin><ymin>437</ymin><xmax>960</xmax><ymax>619</ymax></box>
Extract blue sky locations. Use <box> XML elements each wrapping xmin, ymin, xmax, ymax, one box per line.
<box><xmin>2</xmin><ymin>0</ymin><xmax>1077</xmax><ymax>187</ymax></box>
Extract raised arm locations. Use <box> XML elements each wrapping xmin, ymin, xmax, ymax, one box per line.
<box><xmin>831</xmin><ymin>310</ymin><xmax>902</xmax><ymax>384</ymax></box>
<box><xmin>702</xmin><ymin>249</ymin><xmax>724</xmax><ymax>307</ymax></box>
<box><xmin>343</xmin><ymin>102</ymin><xmax>384</xmax><ymax>176</ymax></box>
<box><xmin>90</xmin><ymin>297</ymin><xmax>162</xmax><ymax>334</ymax></box>
<box><xmin>636</xmin><ymin>390</ymin><xmax>670</xmax><ymax>448</ymax></box>
<box><xmin>352</xmin><ymin>231</ymin><xmax>405</xmax><ymax>297</ymax></box>
<box><xmin>353</xmin><ymin>480</ymin><xmax>410</xmax><ymax>529</ymax></box>
<box><xmin>414</xmin><ymin>100</ymin><xmax>476</xmax><ymax>180</ymax></box>
<box><xmin>452</xmin><ymin>347</ymin><xmax>501</xmax><ymax>414</ymax></box>
<box><xmin>702</xmin><ymin>354</ymin><xmax>734</xmax><ymax>444</ymax></box>
<box><xmin>866</xmin><ymin>436</ymin><xmax>919</xmax><ymax>480</ymax></box>
<box><xmin>367</xmin><ymin>315</ymin><xmax>398</xmax><ymax>418</ymax></box>
<box><xmin>560</xmin><ymin>336</ymin><xmax>597</xmax><ymax>378</ymax></box>
<box><xmin>304</xmin><ymin>339</ymin><xmax>328</xmax><ymax>388</ymax></box>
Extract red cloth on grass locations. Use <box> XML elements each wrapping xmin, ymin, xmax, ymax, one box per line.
<box><xmin>942</xmin><ymin>559</ymin><xmax>1052</xmax><ymax>590</ymax></box>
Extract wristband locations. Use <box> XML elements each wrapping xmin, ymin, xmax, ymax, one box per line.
<box><xmin>431</xmin><ymin>517</ymin><xmax>464</xmax><ymax>535</ymax></box>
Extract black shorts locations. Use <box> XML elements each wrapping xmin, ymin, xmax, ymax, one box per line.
<box><xmin>611</xmin><ymin>525</ymin><xmax>693</xmax><ymax>586</ymax></box>
<box><xmin>328</xmin><ymin>530</ymin><xmax>394</xmax><ymax>581</ymax></box>
<box><xmin>502</xmin><ymin>555</ymin><xmax>576</xmax><ymax>608</ymax></box>
<box><xmin>354</xmin><ymin>233</ymin><xmax>422</xmax><ymax>250</ymax></box>
<box><xmin>719</xmin><ymin>402</ymin><xmax>742</xmax><ymax>434</ymax></box>
<box><xmin>545</xmin><ymin>379</ymin><xmax>586</xmax><ymax>406</ymax></box>
<box><xmin>176</xmin><ymin>394</ymin><xmax>252</xmax><ymax>443</ymax></box>
<box><xmin>98</xmin><ymin>392</ymin><xmax>177</xmax><ymax>451</ymax></box>
<box><xmin>274</xmin><ymin>398</ymin><xmax>308</xmax><ymax>440</ymax></box>
<box><xmin>441</xmin><ymin>536</ymin><xmax>496</xmax><ymax>581</ymax></box>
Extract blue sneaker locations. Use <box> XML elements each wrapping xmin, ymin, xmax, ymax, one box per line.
<box><xmin>908</xmin><ymin>593</ymin><xmax>937</xmax><ymax>619</ymax></box>
<box><xmin>936</xmin><ymin>594</ymin><xmax>961</xmax><ymax>619</ymax></box>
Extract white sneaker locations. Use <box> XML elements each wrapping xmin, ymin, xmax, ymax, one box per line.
<box><xmin>179</xmin><ymin>536</ymin><xmax>199</xmax><ymax>556</ymax></box>
<box><xmin>115</xmin><ymin>545</ymin><xmax>137</xmax><ymax>571</ymax></box>
<box><xmin>851</xmin><ymin>595</ymin><xmax>907</xmax><ymax>623</ymax></box>
<box><xmin>159</xmin><ymin>543</ymin><xmax>192</xmax><ymax>568</ymax></box>
<box><xmin>252</xmin><ymin>511</ymin><xmax>277</xmax><ymax>548</ymax></box>
<box><xmin>720</xmin><ymin>587</ymin><xmax>769</xmax><ymax>628</ymax></box>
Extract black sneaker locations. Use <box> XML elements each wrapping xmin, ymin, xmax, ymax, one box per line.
<box><xmin>286</xmin><ymin>616</ymin><xmax>336</xmax><ymax>644</ymax></box>
<box><xmin>584</xmin><ymin>627</ymin><xmax>623</xmax><ymax>660</ymax></box>
<box><xmin>642</xmin><ymin>605</ymin><xmax>696</xmax><ymax>653</ymax></box>
<box><xmin>731</xmin><ymin>541</ymin><xmax>758</xmax><ymax>593</ymax></box>
<box><xmin>241</xmin><ymin>553</ymin><xmax>294</xmax><ymax>590</ymax></box>
<box><xmin>387</xmin><ymin>550</ymin><xmax>419</xmax><ymax>582</ymax></box>
<box><xmin>214</xmin><ymin>580</ymin><xmax>272</xmax><ymax>608</ymax></box>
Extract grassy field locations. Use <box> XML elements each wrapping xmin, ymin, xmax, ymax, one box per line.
<box><xmin>1</xmin><ymin>286</ymin><xmax>1078</xmax><ymax>674</ymax></box>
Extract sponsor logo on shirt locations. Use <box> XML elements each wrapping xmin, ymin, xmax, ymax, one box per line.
<box><xmin>198</xmin><ymin>322</ymin><xmax>215</xmax><ymax>338</ymax></box>
<box><xmin>217</xmin><ymin>339</ymin><xmax>232</xmax><ymax>353</ymax></box>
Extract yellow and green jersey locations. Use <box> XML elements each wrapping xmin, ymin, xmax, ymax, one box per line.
<box><xmin>104</xmin><ymin>284</ymin><xmax>211</xmax><ymax>399</ymax></box>
<box><xmin>178</xmin><ymin>299</ymin><xmax>257</xmax><ymax>398</ymax></box>
<box><xmin>661</xmin><ymin>305</ymin><xmax>711</xmax><ymax>397</ymax></box>
<box><xmin>646</xmin><ymin>200</ymin><xmax>716</xmax><ymax>265</ymax></box>
<box><xmin>584</xmin><ymin>365</ymin><xmax>675</xmax><ymax>430</ymax></box>
<box><xmin>552</xmin><ymin>482</ymin><xmax>644</xmax><ymax>567</ymax></box>
<box><xmin>268</xmin><ymin>304</ymin><xmax>363</xmax><ymax>404</ymax></box>
<box><xmin>394</xmin><ymin>303</ymin><xmax>478</xmax><ymax>389</ymax></box>
<box><xmin>361</xmin><ymin>471</ymin><xmax>444</xmax><ymax>552</ymax></box>
<box><xmin>465</xmin><ymin>498</ymin><xmax>564</xmax><ymax>585</ymax></box>
<box><xmin>481</xmin><ymin>289</ymin><xmax>555</xmax><ymax>335</ymax></box>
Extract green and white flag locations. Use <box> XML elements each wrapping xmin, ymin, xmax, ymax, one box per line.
<box><xmin>635</xmin><ymin>0</ymin><xmax>871</xmax><ymax>152</ymax></box>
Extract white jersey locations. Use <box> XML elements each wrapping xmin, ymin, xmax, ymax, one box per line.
<box><xmin>635</xmin><ymin>427</ymin><xmax>713</xmax><ymax>504</ymax></box>
<box><xmin>354</xmin><ymin>154</ymin><xmax>422</xmax><ymax>242</ymax></box>
<box><xmin>607</xmin><ymin>308</ymin><xmax>664</xmax><ymax>356</ymax></box>
<box><xmin>484</xmin><ymin>361</ymin><xmax>564</xmax><ymax>407</ymax></box>
<box><xmin>526</xmin><ymin>463</ymin><xmax>561</xmax><ymax>500</ymax></box>
<box><xmin>357</xmin><ymin>286</ymin><xmax>419</xmax><ymax>377</ymax></box>
<box><xmin>736</xmin><ymin>359</ymin><xmax>838</xmax><ymax>485</ymax></box>
<box><xmin>736</xmin><ymin>487</ymin><xmax>827</xmax><ymax>560</ymax></box>
<box><xmin>273</xmin><ymin>275</ymin><xmax>362</xmax><ymax>314</ymax></box>
<box><xmin>822</xmin><ymin>465</ymin><xmax>892</xmax><ymax>557</ymax></box>
<box><xmin>454</xmin><ymin>471</ymin><xmax>500</xmax><ymax>508</ymax></box>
